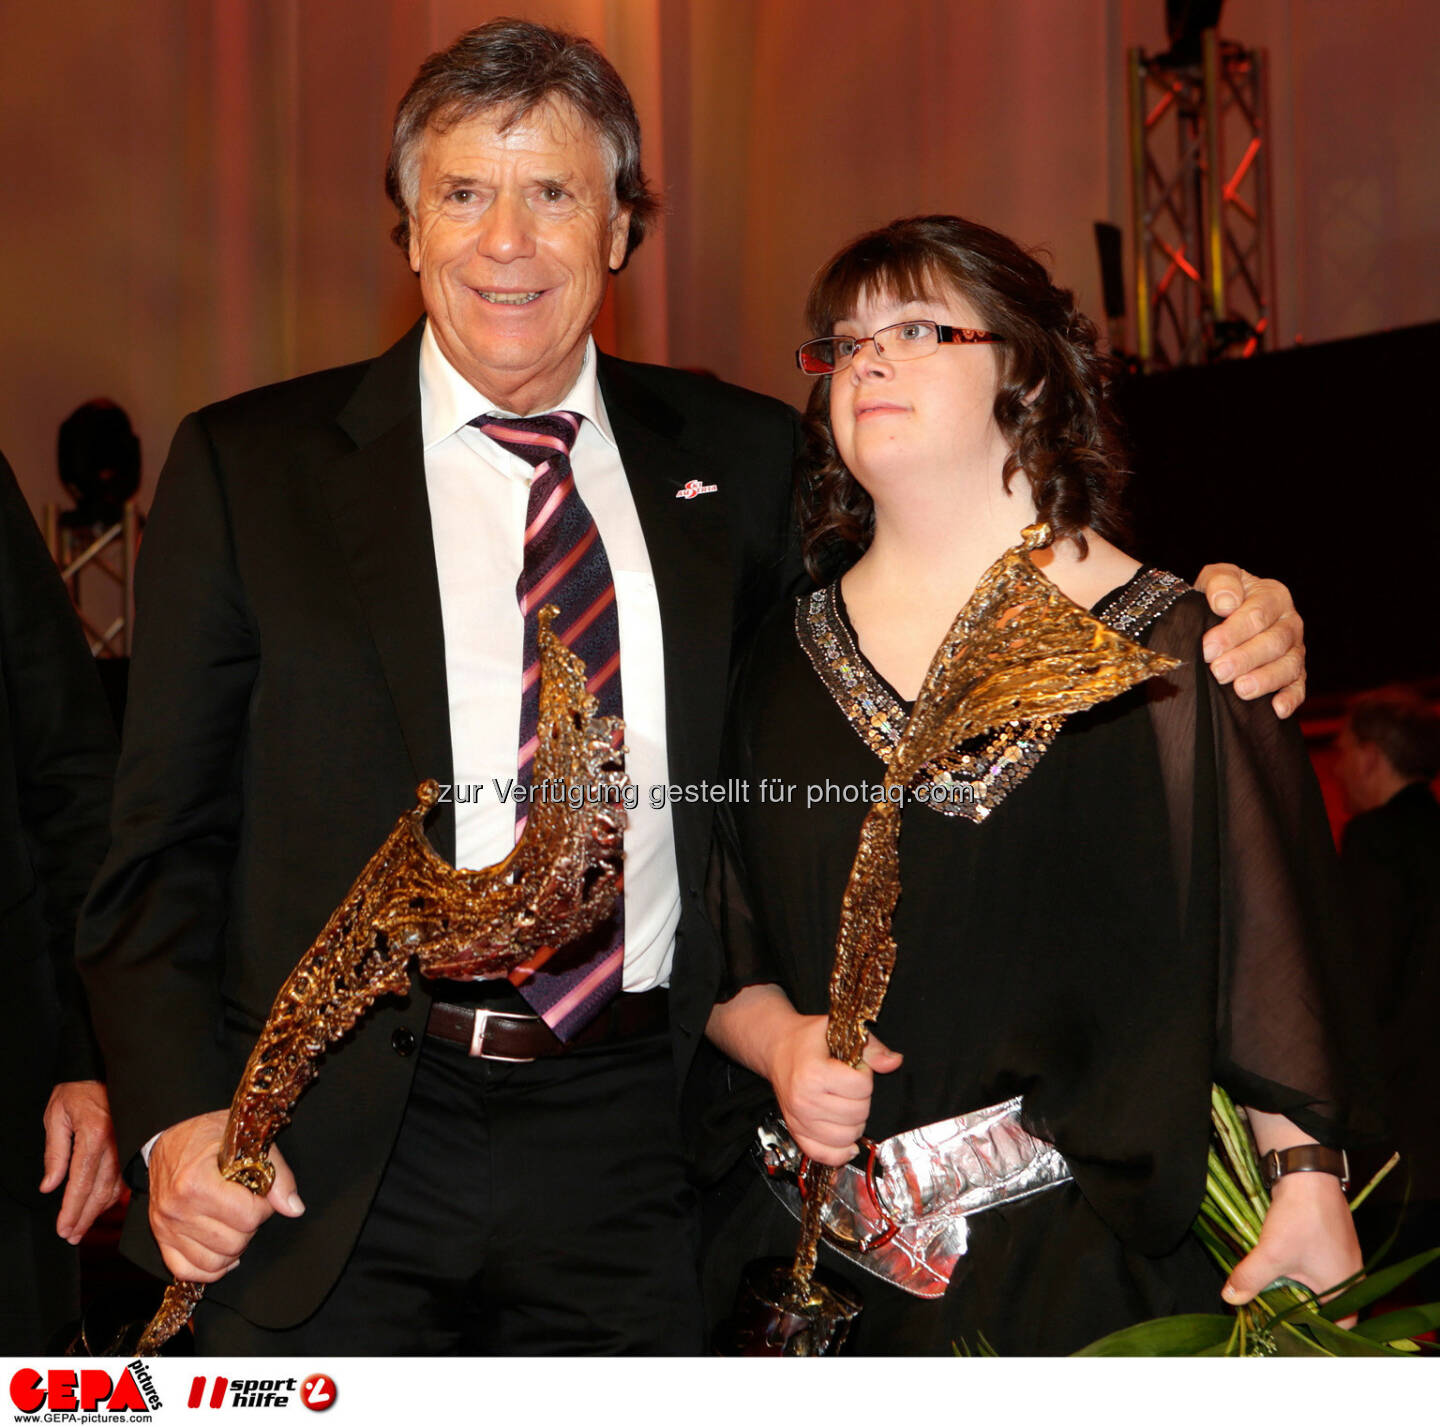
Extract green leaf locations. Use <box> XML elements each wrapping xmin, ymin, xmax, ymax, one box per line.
<box><xmin>1254</xmin><ymin>1278</ymin><xmax>1319</xmax><ymax>1324</ymax></box>
<box><xmin>1073</xmin><ymin>1314</ymin><xmax>1235</xmax><ymax>1356</ymax></box>
<box><xmin>1271</xmin><ymin>1322</ymin><xmax>1334</xmax><ymax>1356</ymax></box>
<box><xmin>1350</xmin><ymin>1301</ymin><xmax>1440</xmax><ymax>1342</ymax></box>
<box><xmin>1300</xmin><ymin>1314</ymin><xmax>1411</xmax><ymax>1356</ymax></box>
<box><xmin>1320</xmin><ymin>1247</ymin><xmax>1440</xmax><ymax>1320</ymax></box>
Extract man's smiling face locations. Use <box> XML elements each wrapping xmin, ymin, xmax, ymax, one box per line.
<box><xmin>407</xmin><ymin>97</ymin><xmax>630</xmax><ymax>414</ymax></box>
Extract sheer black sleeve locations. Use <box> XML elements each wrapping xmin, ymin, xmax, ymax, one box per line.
<box><xmin>1143</xmin><ymin>593</ymin><xmax>1377</xmax><ymax>1145</ymax></box>
<box><xmin>707</xmin><ymin>804</ymin><xmax>785</xmax><ymax>1001</ymax></box>
<box><xmin>706</xmin><ymin>632</ymin><xmax>786</xmax><ymax>1002</ymax></box>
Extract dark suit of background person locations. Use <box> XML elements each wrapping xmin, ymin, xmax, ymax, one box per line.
<box><xmin>74</xmin><ymin>316</ymin><xmax>801</xmax><ymax>1350</ymax></box>
<box><xmin>0</xmin><ymin>452</ymin><xmax>120</xmax><ymax>1353</ymax></box>
<box><xmin>1335</xmin><ymin>693</ymin><xmax>1440</xmax><ymax>1297</ymax></box>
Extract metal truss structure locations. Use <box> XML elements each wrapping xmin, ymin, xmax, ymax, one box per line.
<box><xmin>1128</xmin><ymin>29</ymin><xmax>1275</xmax><ymax>370</ymax></box>
<box><xmin>43</xmin><ymin>502</ymin><xmax>139</xmax><ymax>656</ymax></box>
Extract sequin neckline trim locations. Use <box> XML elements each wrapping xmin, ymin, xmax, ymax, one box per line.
<box><xmin>795</xmin><ymin>566</ymin><xmax>1190</xmax><ymax>822</ymax></box>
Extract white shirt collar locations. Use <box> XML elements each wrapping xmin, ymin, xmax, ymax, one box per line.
<box><xmin>418</xmin><ymin>319</ymin><xmax>615</xmax><ymax>452</ymax></box>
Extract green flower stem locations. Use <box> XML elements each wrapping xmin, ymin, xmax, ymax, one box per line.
<box><xmin>1196</xmin><ymin>1197</ymin><xmax>1243</xmax><ymax>1254</ymax></box>
<box><xmin>1206</xmin><ymin>1143</ymin><xmax>1260</xmax><ymax>1223</ymax></box>
<box><xmin>1194</xmin><ymin>1216</ymin><xmax>1241</xmax><ymax>1275</ymax></box>
<box><xmin>1211</xmin><ymin>1086</ymin><xmax>1268</xmax><ymax>1208</ymax></box>
<box><xmin>1204</xmin><ymin>1163</ymin><xmax>1249</xmax><ymax>1234</ymax></box>
<box><xmin>1206</xmin><ymin>1152</ymin><xmax>1263</xmax><ymax>1246</ymax></box>
<box><xmin>1346</xmin><ymin>1152</ymin><xmax>1399</xmax><ymax>1215</ymax></box>
<box><xmin>1217</xmin><ymin>1155</ymin><xmax>1265</xmax><ymax>1241</ymax></box>
<box><xmin>1200</xmin><ymin>1188</ymin><xmax>1251</xmax><ymax>1250</ymax></box>
<box><xmin>1196</xmin><ymin>1194</ymin><xmax>1248</xmax><ymax>1266</ymax></box>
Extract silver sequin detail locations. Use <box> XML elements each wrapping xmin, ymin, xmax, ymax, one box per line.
<box><xmin>795</xmin><ymin>570</ymin><xmax>1190</xmax><ymax>823</ymax></box>
<box><xmin>1094</xmin><ymin>567</ymin><xmax>1189</xmax><ymax>637</ymax></box>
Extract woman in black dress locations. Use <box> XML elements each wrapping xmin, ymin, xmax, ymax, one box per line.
<box><xmin>701</xmin><ymin>216</ymin><xmax>1365</xmax><ymax>1355</ymax></box>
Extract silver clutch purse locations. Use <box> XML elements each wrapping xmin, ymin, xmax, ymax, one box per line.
<box><xmin>754</xmin><ymin>1095</ymin><xmax>1073</xmax><ymax>1299</ymax></box>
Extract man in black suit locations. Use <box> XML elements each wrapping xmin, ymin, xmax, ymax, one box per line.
<box><xmin>77</xmin><ymin>20</ymin><xmax>1308</xmax><ymax>1354</ymax></box>
<box><xmin>1335</xmin><ymin>686</ymin><xmax>1440</xmax><ymax>1295</ymax></box>
<box><xmin>0</xmin><ymin>453</ymin><xmax>121</xmax><ymax>1353</ymax></box>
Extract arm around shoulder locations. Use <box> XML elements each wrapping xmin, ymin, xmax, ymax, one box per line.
<box><xmin>1192</xmin><ymin>564</ymin><xmax>1306</xmax><ymax>717</ymax></box>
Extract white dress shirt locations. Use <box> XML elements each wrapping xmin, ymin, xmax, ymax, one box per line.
<box><xmin>419</xmin><ymin>322</ymin><xmax>679</xmax><ymax>991</ymax></box>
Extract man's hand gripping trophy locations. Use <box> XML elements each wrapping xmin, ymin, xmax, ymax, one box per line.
<box><xmin>129</xmin><ymin>606</ymin><xmax>627</xmax><ymax>1354</ymax></box>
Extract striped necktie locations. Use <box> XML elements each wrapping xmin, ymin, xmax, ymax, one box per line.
<box><xmin>471</xmin><ymin>411</ymin><xmax>624</xmax><ymax>1039</ymax></box>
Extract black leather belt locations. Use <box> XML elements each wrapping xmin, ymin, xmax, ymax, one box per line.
<box><xmin>425</xmin><ymin>986</ymin><xmax>669</xmax><ymax>1061</ymax></box>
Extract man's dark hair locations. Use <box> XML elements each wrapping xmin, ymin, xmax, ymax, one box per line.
<box><xmin>797</xmin><ymin>214</ymin><xmax>1130</xmax><ymax>581</ymax></box>
<box><xmin>1347</xmin><ymin>685</ymin><xmax>1440</xmax><ymax>783</ymax></box>
<box><xmin>384</xmin><ymin>18</ymin><xmax>660</xmax><ymax>268</ymax></box>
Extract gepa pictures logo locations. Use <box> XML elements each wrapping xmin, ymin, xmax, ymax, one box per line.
<box><xmin>10</xmin><ymin>1360</ymin><xmax>161</xmax><ymax>1415</ymax></box>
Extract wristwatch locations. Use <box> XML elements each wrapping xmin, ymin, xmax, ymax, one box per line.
<box><xmin>1260</xmin><ymin>1145</ymin><xmax>1349</xmax><ymax>1191</ymax></box>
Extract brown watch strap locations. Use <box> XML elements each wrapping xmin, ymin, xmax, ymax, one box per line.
<box><xmin>1261</xmin><ymin>1144</ymin><xmax>1350</xmax><ymax>1190</ymax></box>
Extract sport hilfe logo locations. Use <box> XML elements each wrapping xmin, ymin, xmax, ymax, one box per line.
<box><xmin>10</xmin><ymin>1362</ymin><xmax>161</xmax><ymax>1414</ymax></box>
<box><xmin>187</xmin><ymin>1376</ymin><xmax>302</xmax><ymax>1409</ymax></box>
<box><xmin>189</xmin><ymin>1376</ymin><xmax>230</xmax><ymax>1409</ymax></box>
<box><xmin>301</xmin><ymin>1375</ymin><xmax>336</xmax><ymax>1412</ymax></box>
<box><xmin>185</xmin><ymin>1374</ymin><xmax>335</xmax><ymax>1410</ymax></box>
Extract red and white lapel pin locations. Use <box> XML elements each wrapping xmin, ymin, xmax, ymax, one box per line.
<box><xmin>675</xmin><ymin>478</ymin><xmax>718</xmax><ymax>500</ymax></box>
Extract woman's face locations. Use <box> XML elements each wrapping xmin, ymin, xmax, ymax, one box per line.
<box><xmin>828</xmin><ymin>282</ymin><xmax>1008</xmax><ymax>502</ymax></box>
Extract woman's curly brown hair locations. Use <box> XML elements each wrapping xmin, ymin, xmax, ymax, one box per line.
<box><xmin>799</xmin><ymin>215</ymin><xmax>1130</xmax><ymax>581</ymax></box>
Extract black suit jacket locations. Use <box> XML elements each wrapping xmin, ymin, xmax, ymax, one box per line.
<box><xmin>1340</xmin><ymin>781</ymin><xmax>1440</xmax><ymax>1194</ymax></box>
<box><xmin>76</xmin><ymin>320</ymin><xmax>801</xmax><ymax>1325</ymax></box>
<box><xmin>0</xmin><ymin>453</ymin><xmax>116</xmax><ymax>1209</ymax></box>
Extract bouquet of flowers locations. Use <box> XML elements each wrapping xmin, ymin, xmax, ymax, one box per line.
<box><xmin>1074</xmin><ymin>1086</ymin><xmax>1440</xmax><ymax>1356</ymax></box>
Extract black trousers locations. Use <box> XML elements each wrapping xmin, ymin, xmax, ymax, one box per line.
<box><xmin>0</xmin><ymin>1187</ymin><xmax>80</xmax><ymax>1354</ymax></box>
<box><xmin>196</xmin><ymin>1019</ymin><xmax>704</xmax><ymax>1354</ymax></box>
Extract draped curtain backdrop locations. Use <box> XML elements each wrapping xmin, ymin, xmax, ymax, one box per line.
<box><xmin>3</xmin><ymin>0</ymin><xmax>1436</xmax><ymax>510</ymax></box>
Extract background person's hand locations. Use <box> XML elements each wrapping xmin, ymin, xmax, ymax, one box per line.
<box><xmin>1194</xmin><ymin>565</ymin><xmax>1306</xmax><ymax>717</ymax></box>
<box><xmin>147</xmin><ymin>1109</ymin><xmax>305</xmax><ymax>1282</ymax></box>
<box><xmin>40</xmin><ymin>1079</ymin><xmax>123</xmax><ymax>1243</ymax></box>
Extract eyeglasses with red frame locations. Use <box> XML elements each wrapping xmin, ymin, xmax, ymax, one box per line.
<box><xmin>796</xmin><ymin>319</ymin><xmax>1004</xmax><ymax>375</ymax></box>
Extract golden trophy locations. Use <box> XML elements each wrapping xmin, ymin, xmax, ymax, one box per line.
<box><xmin>74</xmin><ymin>605</ymin><xmax>627</xmax><ymax>1355</ymax></box>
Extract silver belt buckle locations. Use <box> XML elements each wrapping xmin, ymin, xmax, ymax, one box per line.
<box><xmin>469</xmin><ymin>1007</ymin><xmax>537</xmax><ymax>1062</ymax></box>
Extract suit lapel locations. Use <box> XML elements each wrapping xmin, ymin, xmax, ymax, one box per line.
<box><xmin>598</xmin><ymin>356</ymin><xmax>732</xmax><ymax>887</ymax></box>
<box><xmin>313</xmin><ymin>338</ymin><xmax>736</xmax><ymax>876</ymax></box>
<box><xmin>317</xmin><ymin>319</ymin><xmax>456</xmax><ymax>861</ymax></box>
